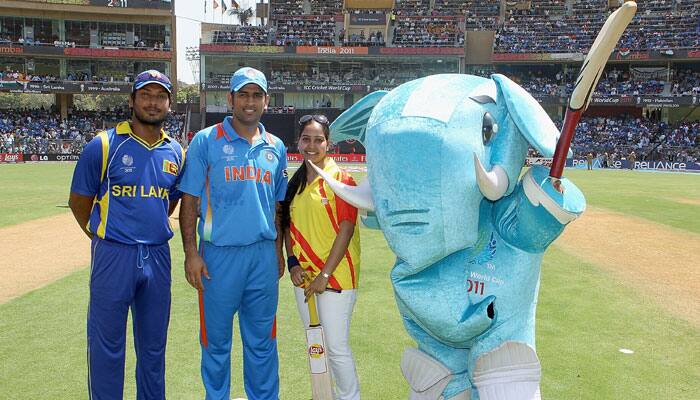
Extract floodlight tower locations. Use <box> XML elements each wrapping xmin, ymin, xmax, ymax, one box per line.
<box><xmin>185</xmin><ymin>46</ymin><xmax>201</xmax><ymax>84</ymax></box>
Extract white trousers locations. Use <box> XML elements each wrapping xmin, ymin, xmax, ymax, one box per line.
<box><xmin>294</xmin><ymin>287</ymin><xmax>361</xmax><ymax>400</ymax></box>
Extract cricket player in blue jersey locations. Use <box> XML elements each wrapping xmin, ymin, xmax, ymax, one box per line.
<box><xmin>69</xmin><ymin>70</ymin><xmax>184</xmax><ymax>400</ymax></box>
<box><xmin>179</xmin><ymin>67</ymin><xmax>288</xmax><ymax>400</ymax></box>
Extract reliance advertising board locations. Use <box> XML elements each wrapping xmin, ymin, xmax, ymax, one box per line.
<box><xmin>4</xmin><ymin>153</ymin><xmax>698</xmax><ymax>171</ymax></box>
<box><xmin>525</xmin><ymin>157</ymin><xmax>700</xmax><ymax>171</ymax></box>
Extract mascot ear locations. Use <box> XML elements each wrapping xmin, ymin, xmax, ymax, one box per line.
<box><xmin>492</xmin><ymin>74</ymin><xmax>572</xmax><ymax>158</ymax></box>
<box><xmin>330</xmin><ymin>90</ymin><xmax>388</xmax><ymax>144</ymax></box>
<box><xmin>328</xmin><ymin>91</ymin><xmax>388</xmax><ymax>231</ymax></box>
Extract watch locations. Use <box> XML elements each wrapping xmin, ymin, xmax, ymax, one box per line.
<box><xmin>321</xmin><ymin>271</ymin><xmax>330</xmax><ymax>279</ymax></box>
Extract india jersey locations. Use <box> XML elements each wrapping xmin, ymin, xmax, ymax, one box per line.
<box><xmin>289</xmin><ymin>159</ymin><xmax>361</xmax><ymax>290</ymax></box>
<box><xmin>70</xmin><ymin>121</ymin><xmax>184</xmax><ymax>245</ymax></box>
<box><xmin>178</xmin><ymin>117</ymin><xmax>288</xmax><ymax>246</ymax></box>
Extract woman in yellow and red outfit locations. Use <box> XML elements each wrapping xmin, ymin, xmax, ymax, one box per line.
<box><xmin>281</xmin><ymin>114</ymin><xmax>361</xmax><ymax>400</ymax></box>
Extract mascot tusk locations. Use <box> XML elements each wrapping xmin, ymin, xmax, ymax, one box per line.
<box><xmin>307</xmin><ymin>160</ymin><xmax>375</xmax><ymax>211</ymax></box>
<box><xmin>473</xmin><ymin>153</ymin><xmax>509</xmax><ymax>201</ymax></box>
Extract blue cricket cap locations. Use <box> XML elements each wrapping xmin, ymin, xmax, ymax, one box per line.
<box><xmin>133</xmin><ymin>69</ymin><xmax>172</xmax><ymax>94</ymax></box>
<box><xmin>230</xmin><ymin>67</ymin><xmax>268</xmax><ymax>93</ymax></box>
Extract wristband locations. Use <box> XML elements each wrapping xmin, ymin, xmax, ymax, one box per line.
<box><xmin>321</xmin><ymin>271</ymin><xmax>330</xmax><ymax>279</ymax></box>
<box><xmin>287</xmin><ymin>255</ymin><xmax>299</xmax><ymax>272</ymax></box>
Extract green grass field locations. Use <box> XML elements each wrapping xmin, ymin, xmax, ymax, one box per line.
<box><xmin>0</xmin><ymin>163</ymin><xmax>74</xmax><ymax>228</ymax></box>
<box><xmin>0</xmin><ymin>163</ymin><xmax>698</xmax><ymax>399</ymax></box>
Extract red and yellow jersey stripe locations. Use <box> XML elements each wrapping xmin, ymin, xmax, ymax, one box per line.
<box><xmin>289</xmin><ymin>159</ymin><xmax>360</xmax><ymax>290</ymax></box>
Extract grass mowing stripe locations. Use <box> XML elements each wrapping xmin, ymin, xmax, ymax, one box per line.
<box><xmin>1</xmin><ymin>164</ymin><xmax>698</xmax><ymax>235</ymax></box>
<box><xmin>1</xmin><ymin>229</ymin><xmax>698</xmax><ymax>398</ymax></box>
<box><xmin>0</xmin><ymin>163</ymin><xmax>75</xmax><ymax>228</ymax></box>
<box><xmin>564</xmin><ymin>169</ymin><xmax>700</xmax><ymax>235</ymax></box>
<box><xmin>539</xmin><ymin>245</ymin><xmax>699</xmax><ymax>399</ymax></box>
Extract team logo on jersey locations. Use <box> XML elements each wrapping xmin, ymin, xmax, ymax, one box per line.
<box><xmin>120</xmin><ymin>154</ymin><xmax>135</xmax><ymax>173</ymax></box>
<box><xmin>223</xmin><ymin>144</ymin><xmax>234</xmax><ymax>155</ymax></box>
<box><xmin>163</xmin><ymin>159</ymin><xmax>178</xmax><ymax>176</ymax></box>
<box><xmin>265</xmin><ymin>151</ymin><xmax>275</xmax><ymax>162</ymax></box>
<box><xmin>121</xmin><ymin>154</ymin><xmax>134</xmax><ymax>167</ymax></box>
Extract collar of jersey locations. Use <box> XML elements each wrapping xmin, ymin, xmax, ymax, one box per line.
<box><xmin>219</xmin><ymin>116</ymin><xmax>269</xmax><ymax>145</ymax></box>
<box><xmin>116</xmin><ymin>121</ymin><xmax>169</xmax><ymax>150</ymax></box>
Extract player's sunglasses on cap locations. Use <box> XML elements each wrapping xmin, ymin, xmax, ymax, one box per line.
<box><xmin>132</xmin><ymin>69</ymin><xmax>172</xmax><ymax>94</ymax></box>
<box><xmin>299</xmin><ymin>114</ymin><xmax>329</xmax><ymax>126</ymax></box>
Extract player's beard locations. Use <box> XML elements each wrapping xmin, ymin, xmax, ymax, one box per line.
<box><xmin>132</xmin><ymin>107</ymin><xmax>167</xmax><ymax>127</ymax></box>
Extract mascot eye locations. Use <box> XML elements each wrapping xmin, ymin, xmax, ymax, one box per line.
<box><xmin>482</xmin><ymin>112</ymin><xmax>498</xmax><ymax>144</ymax></box>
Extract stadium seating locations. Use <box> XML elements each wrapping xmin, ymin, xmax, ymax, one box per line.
<box><xmin>566</xmin><ymin>116</ymin><xmax>699</xmax><ymax>162</ymax></box>
<box><xmin>213</xmin><ymin>26</ymin><xmax>270</xmax><ymax>45</ymax></box>
<box><xmin>226</xmin><ymin>0</ymin><xmax>700</xmax><ymax>53</ymax></box>
<box><xmin>393</xmin><ymin>16</ymin><xmax>461</xmax><ymax>47</ymax></box>
<box><xmin>0</xmin><ymin>110</ymin><xmax>185</xmax><ymax>154</ymax></box>
<box><xmin>273</xmin><ymin>16</ymin><xmax>336</xmax><ymax>46</ymax></box>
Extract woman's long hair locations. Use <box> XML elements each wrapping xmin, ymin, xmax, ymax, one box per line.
<box><xmin>279</xmin><ymin>115</ymin><xmax>330</xmax><ymax>231</ymax></box>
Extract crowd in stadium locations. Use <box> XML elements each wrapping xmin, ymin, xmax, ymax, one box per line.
<box><xmin>0</xmin><ymin>109</ymin><xmax>185</xmax><ymax>155</ymax></box>
<box><xmin>567</xmin><ymin>116</ymin><xmax>699</xmax><ymax>162</ymax></box>
<box><xmin>339</xmin><ymin>29</ymin><xmax>386</xmax><ymax>47</ymax></box>
<box><xmin>0</xmin><ymin>106</ymin><xmax>696</xmax><ymax>163</ymax></box>
<box><xmin>206</xmin><ymin>0</ymin><xmax>700</xmax><ymax>54</ymax></box>
<box><xmin>272</xmin><ymin>17</ymin><xmax>336</xmax><ymax>47</ymax></box>
<box><xmin>1</xmin><ymin>0</ymin><xmax>698</xmax><ymax>165</ymax></box>
<box><xmin>494</xmin><ymin>69</ymin><xmax>700</xmax><ymax>97</ymax></box>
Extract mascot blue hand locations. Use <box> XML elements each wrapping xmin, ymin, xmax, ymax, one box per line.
<box><xmin>312</xmin><ymin>74</ymin><xmax>585</xmax><ymax>400</ymax></box>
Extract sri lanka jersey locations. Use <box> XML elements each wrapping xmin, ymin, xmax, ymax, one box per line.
<box><xmin>178</xmin><ymin>116</ymin><xmax>288</xmax><ymax>246</ymax></box>
<box><xmin>70</xmin><ymin>121</ymin><xmax>184</xmax><ymax>245</ymax></box>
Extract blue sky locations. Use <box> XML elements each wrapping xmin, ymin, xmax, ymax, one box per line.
<box><xmin>175</xmin><ymin>0</ymin><xmax>264</xmax><ymax>84</ymax></box>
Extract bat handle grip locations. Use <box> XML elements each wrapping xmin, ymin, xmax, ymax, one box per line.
<box><xmin>307</xmin><ymin>293</ymin><xmax>321</xmax><ymax>326</ymax></box>
<box><xmin>550</xmin><ymin>108</ymin><xmax>583</xmax><ymax>181</ymax></box>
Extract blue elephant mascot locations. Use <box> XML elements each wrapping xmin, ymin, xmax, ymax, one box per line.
<box><xmin>310</xmin><ymin>74</ymin><xmax>586</xmax><ymax>400</ymax></box>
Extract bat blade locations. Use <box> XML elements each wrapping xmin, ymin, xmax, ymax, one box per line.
<box><xmin>570</xmin><ymin>1</ymin><xmax>637</xmax><ymax>111</ymax></box>
<box><xmin>306</xmin><ymin>325</ymin><xmax>334</xmax><ymax>399</ymax></box>
<box><xmin>306</xmin><ymin>294</ymin><xmax>333</xmax><ymax>399</ymax></box>
<box><xmin>550</xmin><ymin>1</ymin><xmax>637</xmax><ymax>180</ymax></box>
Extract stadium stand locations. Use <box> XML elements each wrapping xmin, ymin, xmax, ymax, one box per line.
<box><xmin>2</xmin><ymin>0</ymin><xmax>699</xmax><ymax>166</ymax></box>
<box><xmin>393</xmin><ymin>0</ymin><xmax>431</xmax><ymax>16</ymax></box>
<box><xmin>270</xmin><ymin>0</ymin><xmax>304</xmax><ymax>18</ymax></box>
<box><xmin>0</xmin><ymin>110</ymin><xmax>185</xmax><ymax>154</ymax></box>
<box><xmin>310</xmin><ymin>0</ymin><xmax>344</xmax><ymax>16</ymax></box>
<box><xmin>567</xmin><ymin>116</ymin><xmax>699</xmax><ymax>162</ymax></box>
<box><xmin>197</xmin><ymin>0</ymin><xmax>700</xmax><ymax>53</ymax></box>
<box><xmin>393</xmin><ymin>16</ymin><xmax>461</xmax><ymax>47</ymax></box>
<box><xmin>273</xmin><ymin>16</ymin><xmax>336</xmax><ymax>46</ymax></box>
<box><xmin>213</xmin><ymin>26</ymin><xmax>270</xmax><ymax>45</ymax></box>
